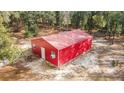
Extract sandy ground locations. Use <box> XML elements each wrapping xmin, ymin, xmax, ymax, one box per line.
<box><xmin>0</xmin><ymin>36</ymin><xmax>124</xmax><ymax>81</ymax></box>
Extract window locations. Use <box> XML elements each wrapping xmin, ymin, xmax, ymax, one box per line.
<box><xmin>51</xmin><ymin>51</ymin><xmax>56</xmax><ymax>59</ymax></box>
<box><xmin>32</xmin><ymin>44</ymin><xmax>36</xmax><ymax>48</ymax></box>
<box><xmin>32</xmin><ymin>44</ymin><xmax>39</xmax><ymax>48</ymax></box>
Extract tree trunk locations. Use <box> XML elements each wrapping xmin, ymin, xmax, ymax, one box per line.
<box><xmin>55</xmin><ymin>11</ymin><xmax>60</xmax><ymax>27</ymax></box>
<box><xmin>111</xmin><ymin>33</ymin><xmax>115</xmax><ymax>45</ymax></box>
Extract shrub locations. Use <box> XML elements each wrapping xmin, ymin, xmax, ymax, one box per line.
<box><xmin>0</xmin><ymin>15</ymin><xmax>22</xmax><ymax>64</ymax></box>
<box><xmin>24</xmin><ymin>24</ymin><xmax>39</xmax><ymax>38</ymax></box>
<box><xmin>24</xmin><ymin>31</ymin><xmax>33</xmax><ymax>38</ymax></box>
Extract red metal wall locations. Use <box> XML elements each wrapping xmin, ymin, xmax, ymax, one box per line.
<box><xmin>31</xmin><ymin>36</ymin><xmax>92</xmax><ymax>67</ymax></box>
<box><xmin>31</xmin><ymin>38</ymin><xmax>58</xmax><ymax>67</ymax></box>
<box><xmin>59</xmin><ymin>38</ymin><xmax>92</xmax><ymax>66</ymax></box>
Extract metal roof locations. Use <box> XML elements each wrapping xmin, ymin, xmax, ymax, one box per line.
<box><xmin>42</xmin><ymin>29</ymin><xmax>92</xmax><ymax>50</ymax></box>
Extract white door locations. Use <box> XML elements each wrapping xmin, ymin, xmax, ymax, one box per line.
<box><xmin>41</xmin><ymin>47</ymin><xmax>45</xmax><ymax>60</ymax></box>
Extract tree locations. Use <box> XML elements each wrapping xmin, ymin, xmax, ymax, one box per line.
<box><xmin>20</xmin><ymin>11</ymin><xmax>39</xmax><ymax>37</ymax></box>
<box><xmin>55</xmin><ymin>11</ymin><xmax>60</xmax><ymax>26</ymax></box>
<box><xmin>71</xmin><ymin>11</ymin><xmax>82</xmax><ymax>28</ymax></box>
<box><xmin>106</xmin><ymin>12</ymin><xmax>122</xmax><ymax>44</ymax></box>
<box><xmin>0</xmin><ymin>11</ymin><xmax>23</xmax><ymax>32</ymax></box>
<box><xmin>9</xmin><ymin>11</ymin><xmax>23</xmax><ymax>32</ymax></box>
<box><xmin>92</xmin><ymin>11</ymin><xmax>107</xmax><ymax>30</ymax></box>
<box><xmin>0</xmin><ymin>14</ymin><xmax>22</xmax><ymax>63</ymax></box>
<box><xmin>119</xmin><ymin>11</ymin><xmax>124</xmax><ymax>34</ymax></box>
<box><xmin>86</xmin><ymin>11</ymin><xmax>97</xmax><ymax>34</ymax></box>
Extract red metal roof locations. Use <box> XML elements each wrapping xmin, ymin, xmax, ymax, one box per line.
<box><xmin>42</xmin><ymin>29</ymin><xmax>92</xmax><ymax>50</ymax></box>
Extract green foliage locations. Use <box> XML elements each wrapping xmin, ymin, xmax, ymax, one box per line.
<box><xmin>20</xmin><ymin>12</ymin><xmax>40</xmax><ymax>37</ymax></box>
<box><xmin>55</xmin><ymin>11</ymin><xmax>60</xmax><ymax>26</ymax></box>
<box><xmin>111</xmin><ymin>60</ymin><xmax>118</xmax><ymax>67</ymax></box>
<box><xmin>24</xmin><ymin>26</ymin><xmax>39</xmax><ymax>38</ymax></box>
<box><xmin>0</xmin><ymin>15</ymin><xmax>22</xmax><ymax>64</ymax></box>
<box><xmin>71</xmin><ymin>12</ymin><xmax>82</xmax><ymax>28</ymax></box>
<box><xmin>1</xmin><ymin>11</ymin><xmax>124</xmax><ymax>37</ymax></box>
<box><xmin>24</xmin><ymin>31</ymin><xmax>33</xmax><ymax>38</ymax></box>
<box><xmin>106</xmin><ymin>12</ymin><xmax>123</xmax><ymax>36</ymax></box>
<box><xmin>93</xmin><ymin>15</ymin><xmax>106</xmax><ymax>29</ymax></box>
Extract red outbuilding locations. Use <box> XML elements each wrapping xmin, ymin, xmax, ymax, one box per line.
<box><xmin>31</xmin><ymin>29</ymin><xmax>92</xmax><ymax>67</ymax></box>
